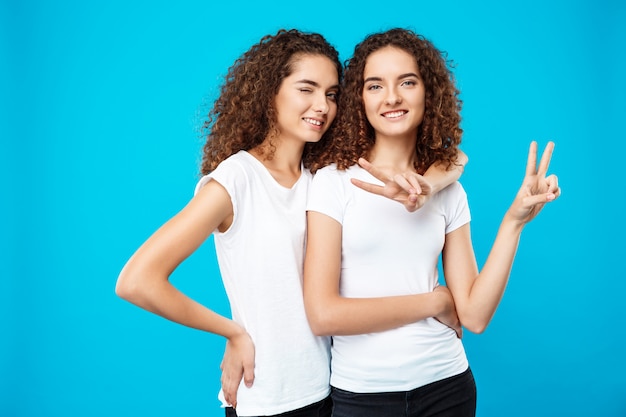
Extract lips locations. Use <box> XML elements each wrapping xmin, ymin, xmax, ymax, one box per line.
<box><xmin>303</xmin><ymin>117</ymin><xmax>324</xmax><ymax>127</ymax></box>
<box><xmin>381</xmin><ymin>110</ymin><xmax>407</xmax><ymax>119</ymax></box>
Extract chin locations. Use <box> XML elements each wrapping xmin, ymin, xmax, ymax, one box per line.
<box><xmin>306</xmin><ymin>134</ymin><xmax>325</xmax><ymax>143</ymax></box>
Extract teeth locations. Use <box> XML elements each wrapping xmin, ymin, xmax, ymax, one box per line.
<box><xmin>304</xmin><ymin>118</ymin><xmax>322</xmax><ymax>126</ymax></box>
<box><xmin>383</xmin><ymin>111</ymin><xmax>406</xmax><ymax>118</ymax></box>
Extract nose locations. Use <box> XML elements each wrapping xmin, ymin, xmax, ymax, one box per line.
<box><xmin>313</xmin><ymin>93</ymin><xmax>330</xmax><ymax>114</ymax></box>
<box><xmin>384</xmin><ymin>88</ymin><xmax>402</xmax><ymax>105</ymax></box>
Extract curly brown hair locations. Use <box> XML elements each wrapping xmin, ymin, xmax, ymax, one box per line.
<box><xmin>309</xmin><ymin>28</ymin><xmax>462</xmax><ymax>174</ymax></box>
<box><xmin>200</xmin><ymin>29</ymin><xmax>342</xmax><ymax>175</ymax></box>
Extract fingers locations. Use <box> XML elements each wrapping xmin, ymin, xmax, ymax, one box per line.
<box><xmin>221</xmin><ymin>371</ymin><xmax>241</xmax><ymax>409</ymax></box>
<box><xmin>455</xmin><ymin>325</ymin><xmax>463</xmax><ymax>339</ymax></box>
<box><xmin>403</xmin><ymin>173</ymin><xmax>431</xmax><ymax>196</ymax></box>
<box><xmin>545</xmin><ymin>174</ymin><xmax>559</xmax><ymax>195</ymax></box>
<box><xmin>408</xmin><ymin>173</ymin><xmax>432</xmax><ymax>196</ymax></box>
<box><xmin>222</xmin><ymin>361</ymin><xmax>254</xmax><ymax>409</ymax></box>
<box><xmin>536</xmin><ymin>141</ymin><xmax>555</xmax><ymax>177</ymax></box>
<box><xmin>357</xmin><ymin>157</ymin><xmax>372</xmax><ymax>170</ymax></box>
<box><xmin>243</xmin><ymin>357</ymin><xmax>255</xmax><ymax>388</ymax></box>
<box><xmin>523</xmin><ymin>192</ymin><xmax>557</xmax><ymax>208</ymax></box>
<box><xmin>525</xmin><ymin>141</ymin><xmax>538</xmax><ymax>177</ymax></box>
<box><xmin>394</xmin><ymin>172</ymin><xmax>435</xmax><ymax>197</ymax></box>
<box><xmin>393</xmin><ymin>174</ymin><xmax>419</xmax><ymax>195</ymax></box>
<box><xmin>525</xmin><ymin>141</ymin><xmax>555</xmax><ymax>180</ymax></box>
<box><xmin>350</xmin><ymin>177</ymin><xmax>385</xmax><ymax>196</ymax></box>
<box><xmin>358</xmin><ymin>157</ymin><xmax>387</xmax><ymax>183</ymax></box>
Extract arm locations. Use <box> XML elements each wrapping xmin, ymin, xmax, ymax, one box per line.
<box><xmin>442</xmin><ymin>142</ymin><xmax>560</xmax><ymax>334</ymax></box>
<box><xmin>303</xmin><ymin>210</ymin><xmax>455</xmax><ymax>336</ymax></box>
<box><xmin>350</xmin><ymin>150</ymin><xmax>468</xmax><ymax>212</ymax></box>
<box><xmin>115</xmin><ymin>180</ymin><xmax>254</xmax><ymax>407</ymax></box>
<box><xmin>423</xmin><ymin>149</ymin><xmax>468</xmax><ymax>193</ymax></box>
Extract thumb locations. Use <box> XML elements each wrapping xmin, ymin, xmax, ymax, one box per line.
<box><xmin>523</xmin><ymin>192</ymin><xmax>555</xmax><ymax>208</ymax></box>
<box><xmin>243</xmin><ymin>362</ymin><xmax>255</xmax><ymax>388</ymax></box>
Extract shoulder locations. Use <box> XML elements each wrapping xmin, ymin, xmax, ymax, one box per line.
<box><xmin>438</xmin><ymin>181</ymin><xmax>467</xmax><ymax>200</ymax></box>
<box><xmin>428</xmin><ymin>181</ymin><xmax>469</xmax><ymax>214</ymax></box>
<box><xmin>213</xmin><ymin>151</ymin><xmax>262</xmax><ymax>182</ymax></box>
<box><xmin>314</xmin><ymin>163</ymin><xmax>358</xmax><ymax>180</ymax></box>
<box><xmin>314</xmin><ymin>163</ymin><xmax>339</xmax><ymax>175</ymax></box>
<box><xmin>309</xmin><ymin>165</ymin><xmax>361</xmax><ymax>210</ymax></box>
<box><xmin>215</xmin><ymin>151</ymin><xmax>254</xmax><ymax>173</ymax></box>
<box><xmin>195</xmin><ymin>151</ymin><xmax>254</xmax><ymax>196</ymax></box>
<box><xmin>312</xmin><ymin>164</ymin><xmax>357</xmax><ymax>190</ymax></box>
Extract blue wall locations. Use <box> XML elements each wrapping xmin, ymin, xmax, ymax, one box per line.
<box><xmin>2</xmin><ymin>0</ymin><xmax>625</xmax><ymax>415</ymax></box>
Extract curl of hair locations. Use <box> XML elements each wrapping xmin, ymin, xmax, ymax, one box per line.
<box><xmin>200</xmin><ymin>29</ymin><xmax>342</xmax><ymax>175</ymax></box>
<box><xmin>309</xmin><ymin>28</ymin><xmax>462</xmax><ymax>174</ymax></box>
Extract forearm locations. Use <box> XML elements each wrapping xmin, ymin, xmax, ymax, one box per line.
<box><xmin>117</xmin><ymin>272</ymin><xmax>241</xmax><ymax>339</ymax></box>
<box><xmin>424</xmin><ymin>150</ymin><xmax>467</xmax><ymax>193</ymax></box>
<box><xmin>461</xmin><ymin>215</ymin><xmax>524</xmax><ymax>332</ymax></box>
<box><xmin>303</xmin><ymin>211</ymin><xmax>448</xmax><ymax>336</ymax></box>
<box><xmin>306</xmin><ymin>292</ymin><xmax>444</xmax><ymax>336</ymax></box>
<box><xmin>116</xmin><ymin>183</ymin><xmax>240</xmax><ymax>337</ymax></box>
<box><xmin>448</xmin><ymin>142</ymin><xmax>559</xmax><ymax>333</ymax></box>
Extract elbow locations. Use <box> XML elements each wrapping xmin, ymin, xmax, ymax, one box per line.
<box><xmin>460</xmin><ymin>315</ymin><xmax>489</xmax><ymax>334</ymax></box>
<box><xmin>308</xmin><ymin>323</ymin><xmax>329</xmax><ymax>337</ymax></box>
<box><xmin>307</xmin><ymin>314</ymin><xmax>333</xmax><ymax>337</ymax></box>
<box><xmin>115</xmin><ymin>275</ymin><xmax>133</xmax><ymax>301</ymax></box>
<box><xmin>305</xmin><ymin>306</ymin><xmax>336</xmax><ymax>337</ymax></box>
<box><xmin>464</xmin><ymin>322</ymin><xmax>487</xmax><ymax>335</ymax></box>
<box><xmin>115</xmin><ymin>270</ymin><xmax>143</xmax><ymax>304</ymax></box>
<box><xmin>458</xmin><ymin>149</ymin><xmax>469</xmax><ymax>168</ymax></box>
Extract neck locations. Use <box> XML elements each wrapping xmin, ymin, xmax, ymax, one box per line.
<box><xmin>249</xmin><ymin>136</ymin><xmax>305</xmax><ymax>187</ymax></box>
<box><xmin>368</xmin><ymin>134</ymin><xmax>417</xmax><ymax>173</ymax></box>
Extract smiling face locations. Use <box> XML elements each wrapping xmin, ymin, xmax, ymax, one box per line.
<box><xmin>273</xmin><ymin>54</ymin><xmax>339</xmax><ymax>146</ymax></box>
<box><xmin>362</xmin><ymin>46</ymin><xmax>426</xmax><ymax>142</ymax></box>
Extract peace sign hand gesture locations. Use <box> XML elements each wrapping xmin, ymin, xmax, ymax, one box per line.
<box><xmin>507</xmin><ymin>141</ymin><xmax>561</xmax><ymax>225</ymax></box>
<box><xmin>350</xmin><ymin>157</ymin><xmax>433</xmax><ymax>212</ymax></box>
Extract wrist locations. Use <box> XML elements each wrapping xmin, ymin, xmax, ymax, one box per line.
<box><xmin>430</xmin><ymin>290</ymin><xmax>448</xmax><ymax>317</ymax></box>
<box><xmin>225</xmin><ymin>321</ymin><xmax>247</xmax><ymax>340</ymax></box>
<box><xmin>429</xmin><ymin>183</ymin><xmax>441</xmax><ymax>195</ymax></box>
<box><xmin>502</xmin><ymin>211</ymin><xmax>526</xmax><ymax>234</ymax></box>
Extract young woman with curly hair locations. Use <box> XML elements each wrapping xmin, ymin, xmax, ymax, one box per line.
<box><xmin>304</xmin><ymin>28</ymin><xmax>560</xmax><ymax>416</ymax></box>
<box><xmin>116</xmin><ymin>29</ymin><xmax>341</xmax><ymax>417</ymax></box>
<box><xmin>115</xmin><ymin>28</ymin><xmax>465</xmax><ymax>417</ymax></box>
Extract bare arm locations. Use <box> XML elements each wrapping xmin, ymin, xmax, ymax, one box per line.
<box><xmin>443</xmin><ymin>142</ymin><xmax>560</xmax><ymax>334</ymax></box>
<box><xmin>303</xmin><ymin>211</ymin><xmax>455</xmax><ymax>336</ymax></box>
<box><xmin>351</xmin><ymin>150</ymin><xmax>468</xmax><ymax>212</ymax></box>
<box><xmin>115</xmin><ymin>180</ymin><xmax>254</xmax><ymax>407</ymax></box>
<box><xmin>116</xmin><ymin>180</ymin><xmax>236</xmax><ymax>334</ymax></box>
<box><xmin>424</xmin><ymin>149</ymin><xmax>468</xmax><ymax>193</ymax></box>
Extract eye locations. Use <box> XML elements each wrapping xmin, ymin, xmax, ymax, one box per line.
<box><xmin>327</xmin><ymin>91</ymin><xmax>338</xmax><ymax>101</ymax></box>
<box><xmin>299</xmin><ymin>88</ymin><xmax>313</xmax><ymax>93</ymax></box>
<box><xmin>401</xmin><ymin>80</ymin><xmax>417</xmax><ymax>87</ymax></box>
<box><xmin>366</xmin><ymin>84</ymin><xmax>382</xmax><ymax>91</ymax></box>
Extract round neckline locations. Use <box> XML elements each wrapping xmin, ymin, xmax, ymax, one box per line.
<box><xmin>241</xmin><ymin>150</ymin><xmax>305</xmax><ymax>190</ymax></box>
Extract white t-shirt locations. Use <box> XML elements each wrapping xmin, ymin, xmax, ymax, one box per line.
<box><xmin>307</xmin><ymin>164</ymin><xmax>470</xmax><ymax>393</ymax></box>
<box><xmin>195</xmin><ymin>151</ymin><xmax>330</xmax><ymax>416</ymax></box>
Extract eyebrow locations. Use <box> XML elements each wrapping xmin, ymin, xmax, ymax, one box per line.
<box><xmin>295</xmin><ymin>79</ymin><xmax>340</xmax><ymax>90</ymax></box>
<box><xmin>364</xmin><ymin>73</ymin><xmax>420</xmax><ymax>83</ymax></box>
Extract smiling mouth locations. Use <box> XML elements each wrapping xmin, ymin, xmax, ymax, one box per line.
<box><xmin>303</xmin><ymin>117</ymin><xmax>323</xmax><ymax>126</ymax></box>
<box><xmin>382</xmin><ymin>110</ymin><xmax>407</xmax><ymax>119</ymax></box>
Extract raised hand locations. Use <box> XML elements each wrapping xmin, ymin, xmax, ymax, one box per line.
<box><xmin>220</xmin><ymin>330</ymin><xmax>255</xmax><ymax>409</ymax></box>
<box><xmin>507</xmin><ymin>141</ymin><xmax>560</xmax><ymax>225</ymax></box>
<box><xmin>350</xmin><ymin>157</ymin><xmax>433</xmax><ymax>212</ymax></box>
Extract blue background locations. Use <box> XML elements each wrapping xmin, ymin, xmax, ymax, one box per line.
<box><xmin>2</xmin><ymin>0</ymin><xmax>625</xmax><ymax>416</ymax></box>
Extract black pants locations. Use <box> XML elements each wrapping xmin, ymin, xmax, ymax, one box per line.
<box><xmin>225</xmin><ymin>395</ymin><xmax>332</xmax><ymax>417</ymax></box>
<box><xmin>330</xmin><ymin>368</ymin><xmax>476</xmax><ymax>417</ymax></box>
